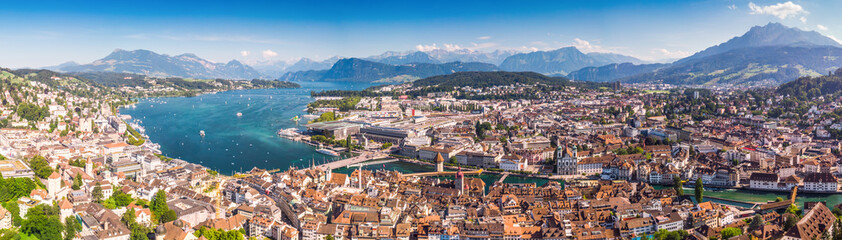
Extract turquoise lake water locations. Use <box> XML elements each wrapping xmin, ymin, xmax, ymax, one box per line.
<box><xmin>119</xmin><ymin>82</ymin><xmax>375</xmax><ymax>175</ymax></box>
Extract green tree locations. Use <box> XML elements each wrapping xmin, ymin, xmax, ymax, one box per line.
<box><xmin>160</xmin><ymin>209</ymin><xmax>177</xmax><ymax>223</ymax></box>
<box><xmin>21</xmin><ymin>204</ymin><xmax>64</xmax><ymax>240</ymax></box>
<box><xmin>345</xmin><ymin>135</ymin><xmax>352</xmax><ymax>150</ymax></box>
<box><xmin>122</xmin><ymin>208</ymin><xmax>137</xmax><ymax>227</ymax></box>
<box><xmin>673</xmin><ymin>176</ymin><xmax>684</xmax><ymax>196</ymax></box>
<box><xmin>92</xmin><ymin>185</ymin><xmax>103</xmax><ymax>202</ymax></box>
<box><xmin>64</xmin><ymin>216</ymin><xmax>81</xmax><ymax>240</ymax></box>
<box><xmin>194</xmin><ymin>227</ymin><xmax>245</xmax><ymax>240</ymax></box>
<box><xmin>111</xmin><ymin>190</ymin><xmax>134</xmax><ymax>207</ymax></box>
<box><xmin>28</xmin><ymin>155</ymin><xmax>53</xmax><ymax>179</ymax></box>
<box><xmin>720</xmin><ymin>227</ymin><xmax>741</xmax><ymax>239</ymax></box>
<box><xmin>654</xmin><ymin>229</ymin><xmax>689</xmax><ymax>240</ymax></box>
<box><xmin>325</xmin><ymin>235</ymin><xmax>335</xmax><ymax>240</ymax></box>
<box><xmin>748</xmin><ymin>215</ymin><xmax>764</xmax><ymax>232</ymax></box>
<box><xmin>695</xmin><ymin>177</ymin><xmax>704</xmax><ymax>203</ymax></box>
<box><xmin>786</xmin><ymin>204</ymin><xmax>800</xmax><ymax>216</ymax></box>
<box><xmin>151</xmin><ymin>190</ymin><xmax>169</xmax><ymax>223</ymax></box>
<box><xmin>72</xmin><ymin>173</ymin><xmax>83</xmax><ymax>190</ymax></box>
<box><xmin>783</xmin><ymin>215</ymin><xmax>800</xmax><ymax>231</ymax></box>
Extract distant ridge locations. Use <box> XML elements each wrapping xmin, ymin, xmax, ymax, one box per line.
<box><xmin>279</xmin><ymin>58</ymin><xmax>499</xmax><ymax>82</ymax></box>
<box><xmin>577</xmin><ymin>23</ymin><xmax>842</xmax><ymax>86</ymax></box>
<box><xmin>498</xmin><ymin>47</ymin><xmax>643</xmax><ymax>75</ymax></box>
<box><xmin>59</xmin><ymin>49</ymin><xmax>263</xmax><ymax>79</ymax></box>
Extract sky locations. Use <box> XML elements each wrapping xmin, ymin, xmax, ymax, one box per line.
<box><xmin>0</xmin><ymin>0</ymin><xmax>840</xmax><ymax>68</ymax></box>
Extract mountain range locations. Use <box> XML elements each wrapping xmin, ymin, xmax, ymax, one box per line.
<box><xmin>59</xmin><ymin>49</ymin><xmax>263</xmax><ymax>79</ymax></box>
<box><xmin>569</xmin><ymin>22</ymin><xmax>842</xmax><ymax>85</ymax></box>
<box><xmin>279</xmin><ymin>58</ymin><xmax>499</xmax><ymax>82</ymax></box>
<box><xmin>40</xmin><ymin>22</ymin><xmax>842</xmax><ymax>86</ymax></box>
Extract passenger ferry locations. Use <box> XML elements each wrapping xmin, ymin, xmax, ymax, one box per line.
<box><xmin>316</xmin><ymin>148</ymin><xmax>340</xmax><ymax>157</ymax></box>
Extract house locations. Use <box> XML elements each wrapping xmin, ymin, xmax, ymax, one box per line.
<box><xmin>577</xmin><ymin>155</ymin><xmax>612</xmax><ymax>175</ymax></box>
<box><xmin>620</xmin><ymin>217</ymin><xmax>656</xmax><ymax>238</ymax></box>
<box><xmin>0</xmin><ymin>205</ymin><xmax>11</xmax><ymax>229</ymax></box>
<box><xmin>749</xmin><ymin>173</ymin><xmax>779</xmax><ymax>191</ymax></box>
<box><xmin>499</xmin><ymin>154</ymin><xmax>527</xmax><ymax>171</ymax></box>
<box><xmin>803</xmin><ymin>173</ymin><xmax>838</xmax><ymax>193</ymax></box>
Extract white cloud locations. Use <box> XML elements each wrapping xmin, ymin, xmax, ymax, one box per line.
<box><xmin>571</xmin><ymin>38</ymin><xmax>609</xmax><ymax>53</ymax></box>
<box><xmin>652</xmin><ymin>48</ymin><xmax>691</xmax><ymax>59</ymax></box>
<box><xmin>415</xmin><ymin>43</ymin><xmax>466</xmax><ymax>51</ymax></box>
<box><xmin>748</xmin><ymin>1</ymin><xmax>808</xmax><ymax>20</ymax></box>
<box><xmin>477</xmin><ymin>36</ymin><xmax>492</xmax><ymax>40</ymax></box>
<box><xmin>262</xmin><ymin>49</ymin><xmax>278</xmax><ymax>58</ymax></box>
<box><xmin>240</xmin><ymin>51</ymin><xmax>250</xmax><ymax>57</ymax></box>
<box><xmin>728</xmin><ymin>4</ymin><xmax>737</xmax><ymax>10</ymax></box>
<box><xmin>800</xmin><ymin>16</ymin><xmax>807</xmax><ymax>23</ymax></box>
<box><xmin>415</xmin><ymin>43</ymin><xmax>497</xmax><ymax>52</ymax></box>
<box><xmin>817</xmin><ymin>24</ymin><xmax>828</xmax><ymax>31</ymax></box>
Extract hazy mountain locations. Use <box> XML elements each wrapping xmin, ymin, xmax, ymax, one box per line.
<box><xmin>623</xmin><ymin>45</ymin><xmax>842</xmax><ymax>86</ymax></box>
<box><xmin>422</xmin><ymin>49</ymin><xmax>519</xmax><ymax>65</ymax></box>
<box><xmin>621</xmin><ymin>23</ymin><xmax>842</xmax><ymax>86</ymax></box>
<box><xmin>250</xmin><ymin>61</ymin><xmax>287</xmax><ymax>79</ymax></box>
<box><xmin>677</xmin><ymin>22</ymin><xmax>842</xmax><ymax>64</ymax></box>
<box><xmin>567</xmin><ymin>63</ymin><xmax>669</xmax><ymax>82</ymax></box>
<box><xmin>41</xmin><ymin>61</ymin><xmax>79</xmax><ymax>71</ymax></box>
<box><xmin>586</xmin><ymin>52</ymin><xmax>647</xmax><ymax>65</ymax></box>
<box><xmin>499</xmin><ymin>47</ymin><xmax>606</xmax><ymax>75</ymax></box>
<box><xmin>284</xmin><ymin>57</ymin><xmax>340</xmax><ymax>73</ymax></box>
<box><xmin>279</xmin><ymin>58</ymin><xmax>499</xmax><ymax>82</ymax></box>
<box><xmin>367</xmin><ymin>51</ymin><xmax>440</xmax><ymax>65</ymax></box>
<box><xmin>60</xmin><ymin>49</ymin><xmax>263</xmax><ymax>79</ymax></box>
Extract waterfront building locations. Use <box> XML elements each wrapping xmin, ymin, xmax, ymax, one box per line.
<box><xmin>803</xmin><ymin>173</ymin><xmax>838</xmax><ymax>192</ymax></box>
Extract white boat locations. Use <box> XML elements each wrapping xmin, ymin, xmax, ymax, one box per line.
<box><xmin>199</xmin><ymin>130</ymin><xmax>205</xmax><ymax>137</ymax></box>
<box><xmin>276</xmin><ymin>128</ymin><xmax>298</xmax><ymax>137</ymax></box>
<box><xmin>316</xmin><ymin>148</ymin><xmax>340</xmax><ymax>157</ymax></box>
<box><xmin>236</xmin><ymin>112</ymin><xmax>243</xmax><ymax>117</ymax></box>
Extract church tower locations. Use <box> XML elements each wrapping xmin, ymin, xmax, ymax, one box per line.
<box><xmin>455</xmin><ymin>167</ymin><xmax>465</xmax><ymax>195</ymax></box>
<box><xmin>48</xmin><ymin>172</ymin><xmax>61</xmax><ymax>199</ymax></box>
<box><xmin>85</xmin><ymin>158</ymin><xmax>93</xmax><ymax>176</ymax></box>
<box><xmin>435</xmin><ymin>153</ymin><xmax>444</xmax><ymax>172</ymax></box>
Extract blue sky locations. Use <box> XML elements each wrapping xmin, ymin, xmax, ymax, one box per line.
<box><xmin>0</xmin><ymin>0</ymin><xmax>839</xmax><ymax>68</ymax></box>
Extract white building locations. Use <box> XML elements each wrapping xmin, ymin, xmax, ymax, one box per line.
<box><xmin>803</xmin><ymin>173</ymin><xmax>838</xmax><ymax>193</ymax></box>
<box><xmin>499</xmin><ymin>154</ymin><xmax>527</xmax><ymax>171</ymax></box>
